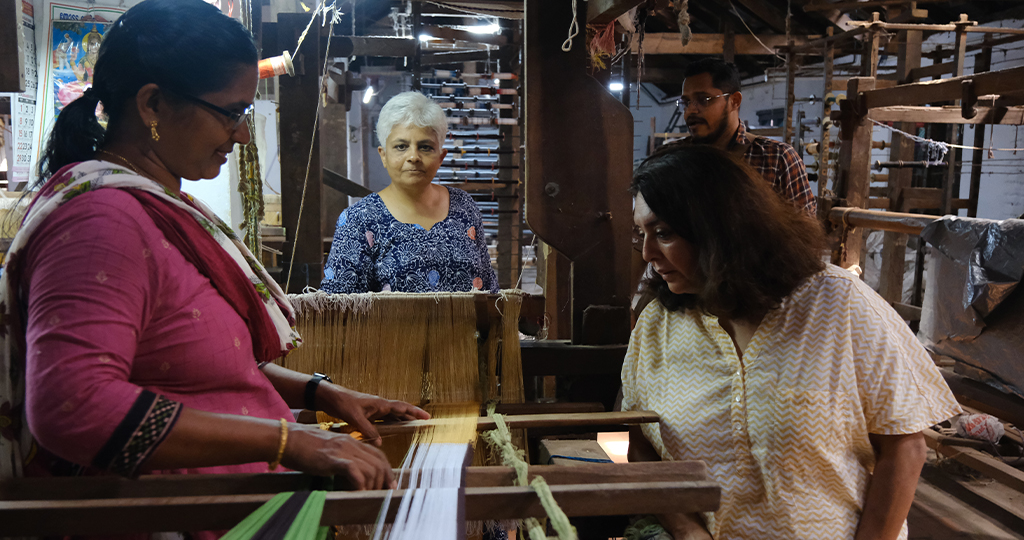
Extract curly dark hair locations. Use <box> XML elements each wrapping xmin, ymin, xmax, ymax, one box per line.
<box><xmin>631</xmin><ymin>145</ymin><xmax>826</xmax><ymax>321</ymax></box>
<box><xmin>683</xmin><ymin>57</ymin><xmax>741</xmax><ymax>94</ymax></box>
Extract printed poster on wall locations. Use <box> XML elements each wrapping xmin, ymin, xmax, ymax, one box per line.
<box><xmin>28</xmin><ymin>0</ymin><xmax>242</xmax><ymax>186</ymax></box>
<box><xmin>31</xmin><ymin>0</ymin><xmax>136</xmax><ymax>186</ymax></box>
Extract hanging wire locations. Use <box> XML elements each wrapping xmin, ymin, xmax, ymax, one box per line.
<box><xmin>729</xmin><ymin>1</ymin><xmax>787</xmax><ymax>62</ymax></box>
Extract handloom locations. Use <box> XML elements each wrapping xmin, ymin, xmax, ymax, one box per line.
<box><xmin>288</xmin><ymin>290</ymin><xmax>526</xmax><ymax>468</ymax></box>
<box><xmin>0</xmin><ymin>425</ymin><xmax>721</xmax><ymax>538</ymax></box>
<box><xmin>288</xmin><ymin>289</ymin><xmax>527</xmax><ymax>537</ymax></box>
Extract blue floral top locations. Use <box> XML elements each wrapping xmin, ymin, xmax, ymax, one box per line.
<box><xmin>321</xmin><ymin>187</ymin><xmax>498</xmax><ymax>293</ymax></box>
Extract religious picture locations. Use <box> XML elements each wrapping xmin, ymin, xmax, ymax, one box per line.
<box><xmin>50</xmin><ymin>17</ymin><xmax>111</xmax><ymax>116</ymax></box>
<box><xmin>32</xmin><ymin>1</ymin><xmax>131</xmax><ymax>186</ymax></box>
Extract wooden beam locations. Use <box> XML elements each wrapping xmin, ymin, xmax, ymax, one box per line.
<box><xmin>829</xmin><ymin>78</ymin><xmax>898</xmax><ymax>92</ymax></box>
<box><xmin>0</xmin><ymin>481</ymin><xmax>721</xmax><ymax>536</ymax></box>
<box><xmin>784</xmin><ymin>48</ymin><xmax>798</xmax><ymax>146</ymax></box>
<box><xmin>322</xmin><ymin>168</ymin><xmax>372</xmax><ymax>198</ymax></box>
<box><xmin>723</xmin><ymin>19</ymin><xmax>736</xmax><ymax>63</ymax></box>
<box><xmin>422</xmin><ymin>49</ymin><xmax>511</xmax><ymax>65</ymax></box>
<box><xmin>942</xmin><ymin>23</ymin><xmax>969</xmax><ymax>215</ymax></box>
<box><xmin>836</xmin><ymin>77</ymin><xmax>876</xmax><ymax>268</ymax></box>
<box><xmin>852</xmin><ymin>22</ymin><xmax>1024</xmax><ymax>36</ymax></box>
<box><xmin>784</xmin><ymin>26</ymin><xmax>873</xmax><ymax>55</ymax></box>
<box><xmin>968</xmin><ymin>43</ymin><xmax>992</xmax><ymax>218</ymax></box>
<box><xmin>628</xmin><ymin>67</ymin><xmax>688</xmax><ymax>84</ymax></box>
<box><xmin>1</xmin><ymin>461</ymin><xmax>710</xmax><ymax>501</ymax></box>
<box><xmin>327</xmin><ymin>410</ymin><xmax>661</xmax><ymax>437</ymax></box>
<box><xmin>860</xmin><ymin>66</ymin><xmax>1024</xmax><ymax>109</ymax></box>
<box><xmin>818</xmin><ymin>28</ymin><xmax>835</xmax><ymax>199</ymax></box>
<box><xmin>635</xmin><ymin>33</ymin><xmax>815</xmax><ymax>55</ymax></box>
<box><xmin>278</xmin><ymin>14</ymin><xmax>324</xmax><ymax>293</ymax></box>
<box><xmin>804</xmin><ymin>0</ymin><xmax>947</xmax><ymax>12</ymax></box>
<box><xmin>587</xmin><ymin>0</ymin><xmax>646</xmax><ymax>25</ymax></box>
<box><xmin>924</xmin><ymin>428</ymin><xmax>1024</xmax><ymax>494</ymax></box>
<box><xmin>908</xmin><ymin>61</ymin><xmax>955</xmax><ymax>82</ymax></box>
<box><xmin>827</xmin><ymin>207</ymin><xmax>936</xmax><ymax>235</ymax></box>
<box><xmin>868</xmin><ymin>106</ymin><xmax>1024</xmax><ymax>125</ymax></box>
<box><xmin>329</xmin><ymin>35</ymin><xmax>417</xmax><ymax>57</ymax></box>
<box><xmin>877</xmin><ymin>22</ymin><xmax>921</xmax><ymax>302</ymax></box>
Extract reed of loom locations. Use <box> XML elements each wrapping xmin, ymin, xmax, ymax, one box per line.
<box><xmin>284</xmin><ymin>291</ymin><xmax>527</xmax><ymax>466</ymax></box>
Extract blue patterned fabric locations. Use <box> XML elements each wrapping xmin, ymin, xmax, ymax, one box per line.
<box><xmin>321</xmin><ymin>187</ymin><xmax>498</xmax><ymax>293</ymax></box>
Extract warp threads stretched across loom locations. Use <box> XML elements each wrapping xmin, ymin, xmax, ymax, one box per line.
<box><xmin>285</xmin><ymin>291</ymin><xmax>526</xmax><ymax>538</ymax></box>
<box><xmin>285</xmin><ymin>291</ymin><xmax>524</xmax><ymax>407</ymax></box>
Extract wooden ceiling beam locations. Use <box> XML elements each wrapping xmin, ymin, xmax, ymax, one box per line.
<box><xmin>860</xmin><ymin>65</ymin><xmax>1024</xmax><ymax>109</ymax></box>
<box><xmin>588</xmin><ymin>0</ymin><xmax>647</xmax><ymax>25</ymax></box>
<box><xmin>635</xmin><ymin>33</ymin><xmax>816</xmax><ymax>55</ymax></box>
<box><xmin>803</xmin><ymin>0</ymin><xmax>947</xmax><ymax>13</ymax></box>
<box><xmin>867</xmin><ymin>105</ymin><xmax>1024</xmax><ymax>125</ymax></box>
<box><xmin>630</xmin><ymin>67</ymin><xmax>688</xmax><ymax>84</ymax></box>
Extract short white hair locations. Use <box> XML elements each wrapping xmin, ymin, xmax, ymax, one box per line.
<box><xmin>375</xmin><ymin>91</ymin><xmax>448</xmax><ymax>147</ymax></box>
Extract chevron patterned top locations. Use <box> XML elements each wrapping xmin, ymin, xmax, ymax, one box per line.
<box><xmin>622</xmin><ymin>264</ymin><xmax>961</xmax><ymax>539</ymax></box>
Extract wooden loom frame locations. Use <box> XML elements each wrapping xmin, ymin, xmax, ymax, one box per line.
<box><xmin>0</xmin><ymin>413</ymin><xmax>721</xmax><ymax>536</ymax></box>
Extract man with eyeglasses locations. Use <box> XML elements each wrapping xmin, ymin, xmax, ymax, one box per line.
<box><xmin>632</xmin><ymin>59</ymin><xmax>818</xmax><ymax>319</ymax></box>
<box><xmin>671</xmin><ymin>58</ymin><xmax>816</xmax><ymax>217</ymax></box>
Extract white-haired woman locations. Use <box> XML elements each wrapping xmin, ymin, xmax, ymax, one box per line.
<box><xmin>322</xmin><ymin>91</ymin><xmax>498</xmax><ymax>293</ymax></box>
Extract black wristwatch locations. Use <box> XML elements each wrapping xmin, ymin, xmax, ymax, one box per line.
<box><xmin>304</xmin><ymin>372</ymin><xmax>332</xmax><ymax>411</ymax></box>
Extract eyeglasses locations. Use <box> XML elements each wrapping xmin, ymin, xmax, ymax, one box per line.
<box><xmin>679</xmin><ymin>93</ymin><xmax>732</xmax><ymax>111</ymax></box>
<box><xmin>176</xmin><ymin>92</ymin><xmax>254</xmax><ymax>130</ymax></box>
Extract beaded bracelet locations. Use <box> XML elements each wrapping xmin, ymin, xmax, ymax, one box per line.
<box><xmin>268</xmin><ymin>418</ymin><xmax>288</xmax><ymax>471</ymax></box>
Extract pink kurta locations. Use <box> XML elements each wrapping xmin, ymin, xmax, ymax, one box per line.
<box><xmin>22</xmin><ymin>188</ymin><xmax>293</xmax><ymax>478</ymax></box>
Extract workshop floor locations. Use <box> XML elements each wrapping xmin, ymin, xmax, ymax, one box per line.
<box><xmin>590</xmin><ymin>439</ymin><xmax>1024</xmax><ymax>539</ymax></box>
<box><xmin>909</xmin><ymin>454</ymin><xmax>1024</xmax><ymax>540</ymax></box>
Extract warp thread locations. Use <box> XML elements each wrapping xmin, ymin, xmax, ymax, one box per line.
<box><xmin>286</xmin><ymin>290</ymin><xmax>525</xmax><ymax>466</ymax></box>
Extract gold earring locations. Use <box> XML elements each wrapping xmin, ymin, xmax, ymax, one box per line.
<box><xmin>150</xmin><ymin>120</ymin><xmax>160</xmax><ymax>141</ymax></box>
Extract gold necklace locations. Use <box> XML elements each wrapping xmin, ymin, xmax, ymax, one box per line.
<box><xmin>97</xmin><ymin>149</ymin><xmax>147</xmax><ymax>178</ymax></box>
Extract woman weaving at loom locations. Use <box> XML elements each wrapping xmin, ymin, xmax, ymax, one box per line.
<box><xmin>321</xmin><ymin>92</ymin><xmax>498</xmax><ymax>294</ymax></box>
<box><xmin>0</xmin><ymin>0</ymin><xmax>427</xmax><ymax>497</ymax></box>
<box><xmin>623</xmin><ymin>145</ymin><xmax>961</xmax><ymax>540</ymax></box>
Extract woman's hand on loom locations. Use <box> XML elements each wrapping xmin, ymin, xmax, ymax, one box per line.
<box><xmin>282</xmin><ymin>424</ymin><xmax>396</xmax><ymax>489</ymax></box>
<box><xmin>319</xmin><ymin>385</ymin><xmax>431</xmax><ymax>446</ymax></box>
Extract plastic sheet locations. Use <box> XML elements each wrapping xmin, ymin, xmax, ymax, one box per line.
<box><xmin>919</xmin><ymin>216</ymin><xmax>1024</xmax><ymax>398</ymax></box>
<box><xmin>921</xmin><ymin>217</ymin><xmax>1024</xmax><ymax>318</ymax></box>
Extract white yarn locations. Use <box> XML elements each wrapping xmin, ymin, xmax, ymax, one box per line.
<box><xmin>376</xmin><ymin>442</ymin><xmax>471</xmax><ymax>540</ymax></box>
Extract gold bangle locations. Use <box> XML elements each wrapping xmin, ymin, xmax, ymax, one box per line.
<box><xmin>268</xmin><ymin>418</ymin><xmax>288</xmax><ymax>471</ymax></box>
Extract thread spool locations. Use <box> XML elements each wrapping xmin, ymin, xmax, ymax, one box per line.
<box><xmin>259</xmin><ymin>51</ymin><xmax>295</xmax><ymax>80</ymax></box>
